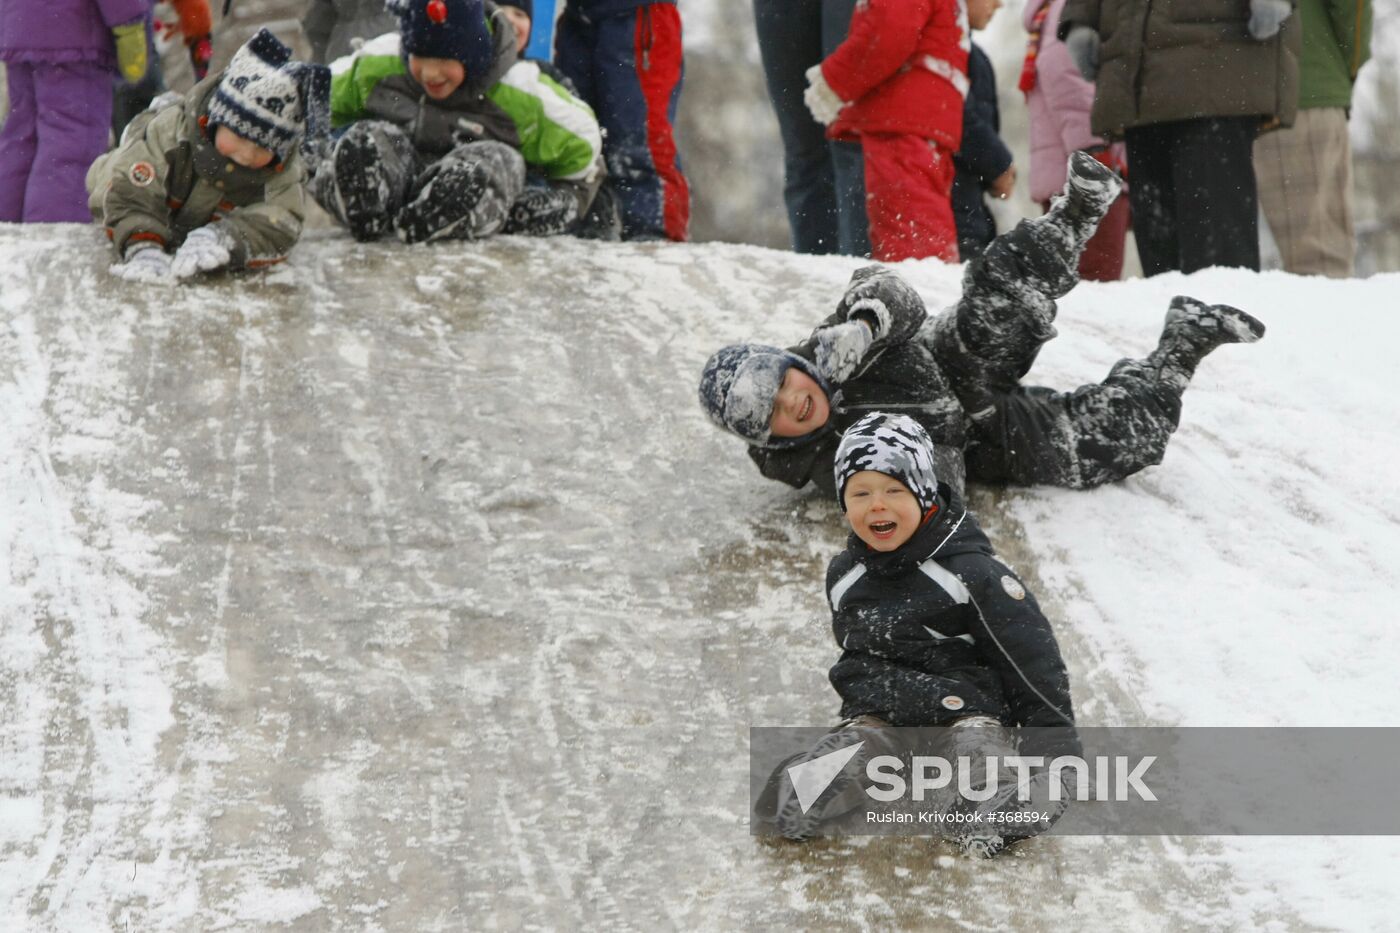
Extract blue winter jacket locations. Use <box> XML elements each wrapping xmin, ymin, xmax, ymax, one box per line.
<box><xmin>561</xmin><ymin>0</ymin><xmax>676</xmax><ymax>21</ymax></box>
<box><xmin>952</xmin><ymin>43</ymin><xmax>1013</xmax><ymax>260</ymax></box>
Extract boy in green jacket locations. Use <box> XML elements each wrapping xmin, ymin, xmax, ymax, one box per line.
<box><xmin>86</xmin><ymin>29</ymin><xmax>329</xmax><ymax>283</ymax></box>
<box><xmin>315</xmin><ymin>0</ymin><xmax>605</xmax><ymax>243</ymax></box>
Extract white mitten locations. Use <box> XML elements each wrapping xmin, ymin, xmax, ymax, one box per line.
<box><xmin>803</xmin><ymin>64</ymin><xmax>847</xmax><ymax>126</ymax></box>
<box><xmin>813</xmin><ymin>319</ymin><xmax>875</xmax><ymax>384</ymax></box>
<box><xmin>111</xmin><ymin>242</ymin><xmax>172</xmax><ymax>283</ymax></box>
<box><xmin>171</xmin><ymin>225</ymin><xmax>234</xmax><ymax>280</ymax></box>
<box><xmin>1248</xmin><ymin>0</ymin><xmax>1291</xmax><ymax>39</ymax></box>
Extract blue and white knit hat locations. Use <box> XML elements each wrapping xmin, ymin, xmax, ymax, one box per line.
<box><xmin>698</xmin><ymin>344</ymin><xmax>832</xmax><ymax>449</ymax></box>
<box><xmin>387</xmin><ymin>0</ymin><xmax>494</xmax><ymax>77</ymax></box>
<box><xmin>207</xmin><ymin>29</ymin><xmax>330</xmax><ymax>162</ymax></box>
<box><xmin>834</xmin><ymin>413</ymin><xmax>940</xmax><ymax>515</ymax></box>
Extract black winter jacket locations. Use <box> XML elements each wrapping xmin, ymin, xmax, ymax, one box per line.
<box><xmin>952</xmin><ymin>43</ymin><xmax>1012</xmax><ymax>261</ymax></box>
<box><xmin>825</xmin><ymin>483</ymin><xmax>1079</xmax><ymax>757</ymax></box>
<box><xmin>748</xmin><ymin>268</ymin><xmax>969</xmax><ymax>496</ymax></box>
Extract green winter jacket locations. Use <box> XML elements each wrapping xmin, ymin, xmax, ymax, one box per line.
<box><xmin>1298</xmin><ymin>0</ymin><xmax>1371</xmax><ymax>109</ymax></box>
<box><xmin>86</xmin><ymin>74</ymin><xmax>306</xmax><ymax>266</ymax></box>
<box><xmin>1060</xmin><ymin>0</ymin><xmax>1302</xmax><ymax>138</ymax></box>
<box><xmin>329</xmin><ymin>25</ymin><xmax>602</xmax><ymax>184</ymax></box>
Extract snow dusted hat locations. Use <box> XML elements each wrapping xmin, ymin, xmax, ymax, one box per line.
<box><xmin>207</xmin><ymin>29</ymin><xmax>330</xmax><ymax>162</ymax></box>
<box><xmin>834</xmin><ymin>413</ymin><xmax>940</xmax><ymax>516</ymax></box>
<box><xmin>698</xmin><ymin>344</ymin><xmax>832</xmax><ymax>449</ymax></box>
<box><xmin>388</xmin><ymin>0</ymin><xmax>494</xmax><ymax>76</ymax></box>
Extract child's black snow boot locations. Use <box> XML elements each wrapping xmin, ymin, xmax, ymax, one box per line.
<box><xmin>311</xmin><ymin>121</ymin><xmax>419</xmax><ymax>242</ymax></box>
<box><xmin>396</xmin><ymin>140</ymin><xmax>525</xmax><ymax>243</ymax></box>
<box><xmin>771</xmin><ymin>716</ymin><xmax>898</xmax><ymax>841</ymax></box>
<box><xmin>1148</xmin><ymin>295</ymin><xmax>1266</xmax><ymax>392</ymax></box>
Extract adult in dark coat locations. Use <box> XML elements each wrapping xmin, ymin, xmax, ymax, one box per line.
<box><xmin>952</xmin><ymin>42</ymin><xmax>1014</xmax><ymax>261</ymax></box>
<box><xmin>1059</xmin><ymin>0</ymin><xmax>1301</xmax><ymax>275</ymax></box>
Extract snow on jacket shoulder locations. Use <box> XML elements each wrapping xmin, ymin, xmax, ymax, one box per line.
<box><xmin>820</xmin><ymin>0</ymin><xmax>969</xmax><ymax>150</ymax></box>
<box><xmin>825</xmin><ymin>485</ymin><xmax>1078</xmax><ymax>746</ymax></box>
<box><xmin>330</xmin><ymin>29</ymin><xmax>602</xmax><ymax>180</ymax></box>
<box><xmin>85</xmin><ymin>74</ymin><xmax>306</xmax><ymax>268</ymax></box>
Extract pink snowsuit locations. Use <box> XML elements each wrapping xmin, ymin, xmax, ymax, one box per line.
<box><xmin>1022</xmin><ymin>0</ymin><xmax>1129</xmax><ymax>280</ymax></box>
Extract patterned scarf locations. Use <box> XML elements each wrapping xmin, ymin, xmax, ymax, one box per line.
<box><xmin>1018</xmin><ymin>3</ymin><xmax>1050</xmax><ymax>94</ymax></box>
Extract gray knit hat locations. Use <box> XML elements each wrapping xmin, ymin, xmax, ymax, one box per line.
<box><xmin>698</xmin><ymin>344</ymin><xmax>832</xmax><ymax>448</ymax></box>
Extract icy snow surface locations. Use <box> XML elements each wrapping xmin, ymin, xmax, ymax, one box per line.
<box><xmin>1</xmin><ymin>225</ymin><xmax>1397</xmax><ymax>930</ymax></box>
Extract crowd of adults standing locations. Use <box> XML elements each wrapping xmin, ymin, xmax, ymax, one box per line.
<box><xmin>756</xmin><ymin>0</ymin><xmax>1373</xmax><ymax>279</ymax></box>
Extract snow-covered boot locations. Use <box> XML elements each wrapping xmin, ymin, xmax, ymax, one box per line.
<box><xmin>1147</xmin><ymin>295</ymin><xmax>1266</xmax><ymax>393</ymax></box>
<box><xmin>1042</xmin><ymin>149</ymin><xmax>1124</xmax><ymax>252</ymax></box>
<box><xmin>310</xmin><ymin>120</ymin><xmax>419</xmax><ymax>242</ymax></box>
<box><xmin>395</xmin><ymin>140</ymin><xmax>526</xmax><ymax>244</ymax></box>
<box><xmin>571</xmin><ymin>180</ymin><xmax>623</xmax><ymax>241</ymax></box>
<box><xmin>772</xmin><ymin>716</ymin><xmax>897</xmax><ymax>841</ymax></box>
<box><xmin>504</xmin><ymin>185</ymin><xmax>582</xmax><ymax>237</ymax></box>
<box><xmin>936</xmin><ymin>716</ymin><xmax>1021</xmax><ymax>859</ymax></box>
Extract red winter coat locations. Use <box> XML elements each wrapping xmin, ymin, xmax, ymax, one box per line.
<box><xmin>819</xmin><ymin>0</ymin><xmax>968</xmax><ymax>152</ymax></box>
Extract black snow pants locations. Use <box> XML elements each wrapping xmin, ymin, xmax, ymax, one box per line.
<box><xmin>1126</xmin><ymin>116</ymin><xmax>1261</xmax><ymax>276</ymax></box>
<box><xmin>930</xmin><ymin>208</ymin><xmax>1185</xmax><ymax>489</ymax></box>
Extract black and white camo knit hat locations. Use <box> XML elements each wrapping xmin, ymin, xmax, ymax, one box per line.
<box><xmin>834</xmin><ymin>412</ymin><xmax>940</xmax><ymax>515</ymax></box>
<box><xmin>698</xmin><ymin>344</ymin><xmax>832</xmax><ymax>449</ymax></box>
<box><xmin>207</xmin><ymin>29</ymin><xmax>330</xmax><ymax>162</ymax></box>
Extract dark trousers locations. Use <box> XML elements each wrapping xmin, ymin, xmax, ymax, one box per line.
<box><xmin>555</xmin><ymin>4</ymin><xmax>690</xmax><ymax>241</ymax></box>
<box><xmin>1126</xmin><ymin>116</ymin><xmax>1261</xmax><ymax>276</ymax></box>
<box><xmin>752</xmin><ymin>0</ymin><xmax>870</xmax><ymax>257</ymax></box>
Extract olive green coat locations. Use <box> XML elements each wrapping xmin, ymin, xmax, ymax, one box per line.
<box><xmin>1297</xmin><ymin>0</ymin><xmax>1370</xmax><ymax>109</ymax></box>
<box><xmin>1059</xmin><ymin>0</ymin><xmax>1302</xmax><ymax>139</ymax></box>
<box><xmin>86</xmin><ymin>74</ymin><xmax>306</xmax><ymax>267</ymax></box>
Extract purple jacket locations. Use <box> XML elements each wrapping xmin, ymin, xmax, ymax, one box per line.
<box><xmin>0</xmin><ymin>0</ymin><xmax>148</xmax><ymax>67</ymax></box>
<box><xmin>1022</xmin><ymin>0</ymin><xmax>1122</xmax><ymax>203</ymax></box>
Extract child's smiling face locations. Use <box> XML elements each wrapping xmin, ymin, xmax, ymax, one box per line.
<box><xmin>214</xmin><ymin>125</ymin><xmax>275</xmax><ymax>169</ymax></box>
<box><xmin>409</xmin><ymin>55</ymin><xmax>467</xmax><ymax>99</ymax></box>
<box><xmin>843</xmin><ymin>470</ymin><xmax>921</xmax><ymax>551</ymax></box>
<box><xmin>499</xmin><ymin>6</ymin><xmax>531</xmax><ymax>53</ymax></box>
<box><xmin>769</xmin><ymin>367</ymin><xmax>830</xmax><ymax>438</ymax></box>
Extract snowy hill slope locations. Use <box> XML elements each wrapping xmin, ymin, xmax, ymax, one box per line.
<box><xmin>1</xmin><ymin>225</ymin><xmax>1397</xmax><ymax>930</ymax></box>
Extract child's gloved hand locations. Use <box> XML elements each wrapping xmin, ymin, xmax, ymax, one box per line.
<box><xmin>112</xmin><ymin>242</ymin><xmax>172</xmax><ymax>283</ymax></box>
<box><xmin>112</xmin><ymin>21</ymin><xmax>149</xmax><ymax>85</ymax></box>
<box><xmin>171</xmin><ymin>225</ymin><xmax>234</xmax><ymax>280</ymax></box>
<box><xmin>812</xmin><ymin>319</ymin><xmax>875</xmax><ymax>383</ymax></box>
<box><xmin>1248</xmin><ymin>0</ymin><xmax>1291</xmax><ymax>39</ymax></box>
<box><xmin>504</xmin><ymin>186</ymin><xmax>579</xmax><ymax>237</ymax></box>
<box><xmin>803</xmin><ymin>64</ymin><xmax>846</xmax><ymax>126</ymax></box>
<box><xmin>188</xmin><ymin>35</ymin><xmax>214</xmax><ymax>80</ymax></box>
<box><xmin>1064</xmin><ymin>26</ymin><xmax>1101</xmax><ymax>81</ymax></box>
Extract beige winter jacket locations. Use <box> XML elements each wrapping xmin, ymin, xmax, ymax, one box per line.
<box><xmin>86</xmin><ymin>73</ymin><xmax>306</xmax><ymax>267</ymax></box>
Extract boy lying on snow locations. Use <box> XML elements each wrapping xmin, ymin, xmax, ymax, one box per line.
<box><xmin>760</xmin><ymin>413</ymin><xmax>1081</xmax><ymax>857</ymax></box>
<box><xmin>699</xmin><ymin>152</ymin><xmax>1266</xmax><ymax>497</ymax></box>
<box><xmin>312</xmin><ymin>0</ymin><xmax>605</xmax><ymax>244</ymax></box>
<box><xmin>87</xmin><ymin>29</ymin><xmax>329</xmax><ymax>283</ymax></box>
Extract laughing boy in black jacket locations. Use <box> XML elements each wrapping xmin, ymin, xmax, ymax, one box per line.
<box><xmin>772</xmin><ymin>412</ymin><xmax>1081</xmax><ymax>857</ymax></box>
